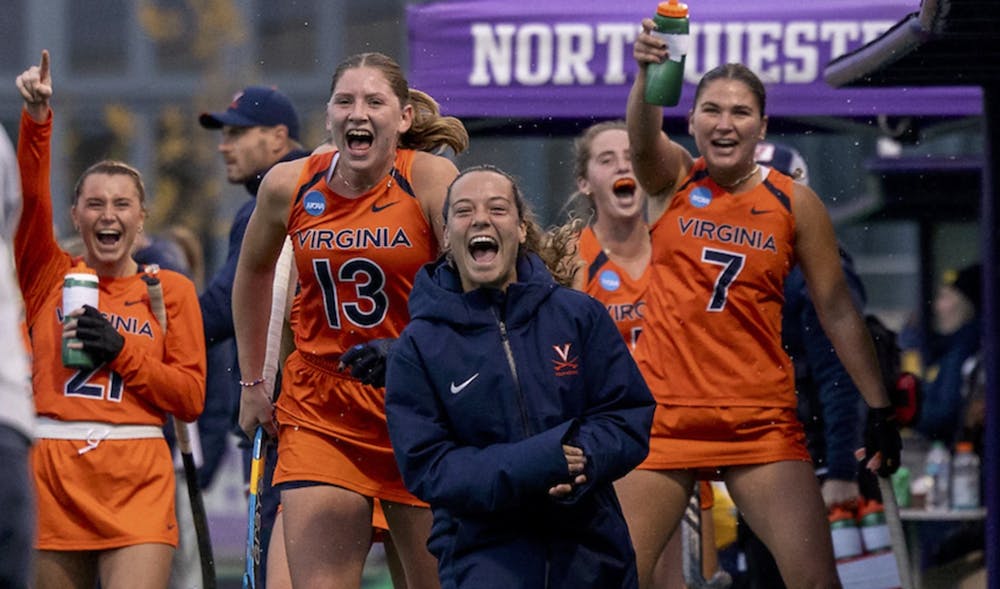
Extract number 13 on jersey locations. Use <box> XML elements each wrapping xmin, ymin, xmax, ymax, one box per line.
<box><xmin>313</xmin><ymin>256</ymin><xmax>389</xmax><ymax>329</ymax></box>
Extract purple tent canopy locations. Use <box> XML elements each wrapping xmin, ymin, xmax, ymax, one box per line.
<box><xmin>407</xmin><ymin>0</ymin><xmax>982</xmax><ymax>119</ymax></box>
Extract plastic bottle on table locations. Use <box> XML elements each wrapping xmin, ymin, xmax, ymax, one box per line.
<box><xmin>950</xmin><ymin>441</ymin><xmax>980</xmax><ymax>509</ymax></box>
<box><xmin>62</xmin><ymin>262</ymin><xmax>99</xmax><ymax>369</ymax></box>
<box><xmin>924</xmin><ymin>440</ymin><xmax>951</xmax><ymax>511</ymax></box>
<box><xmin>857</xmin><ymin>499</ymin><xmax>891</xmax><ymax>553</ymax></box>
<box><xmin>828</xmin><ymin>504</ymin><xmax>864</xmax><ymax>560</ymax></box>
<box><xmin>643</xmin><ymin>0</ymin><xmax>690</xmax><ymax>106</ymax></box>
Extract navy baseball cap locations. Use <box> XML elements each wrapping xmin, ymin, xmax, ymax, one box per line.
<box><xmin>199</xmin><ymin>86</ymin><xmax>300</xmax><ymax>141</ymax></box>
<box><xmin>755</xmin><ymin>141</ymin><xmax>809</xmax><ymax>186</ymax></box>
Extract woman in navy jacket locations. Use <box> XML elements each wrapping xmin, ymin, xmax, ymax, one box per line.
<box><xmin>385</xmin><ymin>165</ymin><xmax>655</xmax><ymax>588</ymax></box>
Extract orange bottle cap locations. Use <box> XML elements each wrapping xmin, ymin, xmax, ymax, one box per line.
<box><xmin>657</xmin><ymin>0</ymin><xmax>689</xmax><ymax>18</ymax></box>
<box><xmin>71</xmin><ymin>261</ymin><xmax>97</xmax><ymax>274</ymax></box>
<box><xmin>956</xmin><ymin>441</ymin><xmax>974</xmax><ymax>452</ymax></box>
<box><xmin>856</xmin><ymin>499</ymin><xmax>884</xmax><ymax>518</ymax></box>
<box><xmin>828</xmin><ymin>505</ymin><xmax>854</xmax><ymax>522</ymax></box>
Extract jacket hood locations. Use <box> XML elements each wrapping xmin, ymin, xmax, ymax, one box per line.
<box><xmin>408</xmin><ymin>252</ymin><xmax>557</xmax><ymax>328</ymax></box>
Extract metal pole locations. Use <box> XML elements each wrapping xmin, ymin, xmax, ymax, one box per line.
<box><xmin>981</xmin><ymin>84</ymin><xmax>998</xmax><ymax>589</ymax></box>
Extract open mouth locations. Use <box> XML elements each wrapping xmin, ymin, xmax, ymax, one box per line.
<box><xmin>468</xmin><ymin>235</ymin><xmax>499</xmax><ymax>264</ymax></box>
<box><xmin>96</xmin><ymin>229</ymin><xmax>122</xmax><ymax>247</ymax></box>
<box><xmin>345</xmin><ymin>129</ymin><xmax>373</xmax><ymax>152</ymax></box>
<box><xmin>612</xmin><ymin>177</ymin><xmax>637</xmax><ymax>198</ymax></box>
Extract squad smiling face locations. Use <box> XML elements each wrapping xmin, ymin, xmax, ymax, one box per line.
<box><xmin>443</xmin><ymin>169</ymin><xmax>527</xmax><ymax>293</ymax></box>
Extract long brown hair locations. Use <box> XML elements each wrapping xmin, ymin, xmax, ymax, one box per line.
<box><xmin>331</xmin><ymin>52</ymin><xmax>469</xmax><ymax>155</ymax></box>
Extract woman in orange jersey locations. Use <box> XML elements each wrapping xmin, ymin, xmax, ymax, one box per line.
<box><xmin>234</xmin><ymin>52</ymin><xmax>468</xmax><ymax>589</ymax></box>
<box><xmin>569</xmin><ymin>120</ymin><xmax>650</xmax><ymax>350</ymax></box>
<box><xmin>568</xmin><ymin>120</ymin><xmax>725</xmax><ymax>588</ymax></box>
<box><xmin>616</xmin><ymin>23</ymin><xmax>903</xmax><ymax>589</ymax></box>
<box><xmin>14</xmin><ymin>52</ymin><xmax>205</xmax><ymax>589</ymax></box>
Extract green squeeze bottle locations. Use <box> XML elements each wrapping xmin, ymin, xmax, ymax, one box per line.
<box><xmin>643</xmin><ymin>0</ymin><xmax>690</xmax><ymax>106</ymax></box>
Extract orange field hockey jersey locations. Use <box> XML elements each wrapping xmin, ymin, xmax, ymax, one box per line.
<box><xmin>285</xmin><ymin>149</ymin><xmax>437</xmax><ymax>358</ymax></box>
<box><xmin>15</xmin><ymin>112</ymin><xmax>205</xmax><ymax>425</ymax></box>
<box><xmin>578</xmin><ymin>226</ymin><xmax>649</xmax><ymax>350</ymax></box>
<box><xmin>633</xmin><ymin>158</ymin><xmax>797</xmax><ymax>408</ymax></box>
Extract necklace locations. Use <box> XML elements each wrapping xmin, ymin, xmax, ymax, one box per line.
<box><xmin>715</xmin><ymin>164</ymin><xmax>760</xmax><ymax>191</ymax></box>
<box><xmin>336</xmin><ymin>164</ymin><xmax>393</xmax><ymax>193</ymax></box>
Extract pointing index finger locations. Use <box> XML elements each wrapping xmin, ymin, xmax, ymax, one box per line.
<box><xmin>39</xmin><ymin>50</ymin><xmax>50</xmax><ymax>83</ymax></box>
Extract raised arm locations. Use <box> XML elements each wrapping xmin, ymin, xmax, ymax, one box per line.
<box><xmin>233</xmin><ymin>160</ymin><xmax>297</xmax><ymax>438</ymax></box>
<box><xmin>627</xmin><ymin>19</ymin><xmax>693</xmax><ymax>220</ymax></box>
<box><xmin>14</xmin><ymin>51</ymin><xmax>67</xmax><ymax>318</ymax></box>
<box><xmin>16</xmin><ymin>50</ymin><xmax>51</xmax><ymax>124</ymax></box>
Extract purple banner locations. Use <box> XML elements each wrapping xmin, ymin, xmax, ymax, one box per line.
<box><xmin>407</xmin><ymin>0</ymin><xmax>981</xmax><ymax>119</ymax></box>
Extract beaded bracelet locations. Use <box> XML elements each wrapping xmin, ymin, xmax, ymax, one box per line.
<box><xmin>239</xmin><ymin>376</ymin><xmax>265</xmax><ymax>388</ymax></box>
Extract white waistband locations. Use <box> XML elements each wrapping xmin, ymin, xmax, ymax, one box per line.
<box><xmin>35</xmin><ymin>418</ymin><xmax>163</xmax><ymax>454</ymax></box>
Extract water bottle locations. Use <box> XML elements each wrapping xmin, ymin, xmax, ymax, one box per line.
<box><xmin>924</xmin><ymin>440</ymin><xmax>951</xmax><ymax>511</ymax></box>
<box><xmin>62</xmin><ymin>263</ymin><xmax>99</xmax><ymax>369</ymax></box>
<box><xmin>643</xmin><ymin>0</ymin><xmax>690</xmax><ymax>106</ymax></box>
<box><xmin>857</xmin><ymin>499</ymin><xmax>891</xmax><ymax>553</ymax></box>
<box><xmin>950</xmin><ymin>441</ymin><xmax>980</xmax><ymax>509</ymax></box>
<box><xmin>891</xmin><ymin>465</ymin><xmax>911</xmax><ymax>508</ymax></box>
<box><xmin>828</xmin><ymin>504</ymin><xmax>863</xmax><ymax>560</ymax></box>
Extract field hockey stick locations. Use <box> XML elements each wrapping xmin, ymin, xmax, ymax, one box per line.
<box><xmin>877</xmin><ymin>475</ymin><xmax>915</xmax><ymax>589</ymax></box>
<box><xmin>142</xmin><ymin>270</ymin><xmax>217</xmax><ymax>589</ymax></box>
<box><xmin>243</xmin><ymin>237</ymin><xmax>295</xmax><ymax>589</ymax></box>
<box><xmin>243</xmin><ymin>426</ymin><xmax>266</xmax><ymax>589</ymax></box>
<box><xmin>681</xmin><ymin>483</ymin><xmax>731</xmax><ymax>589</ymax></box>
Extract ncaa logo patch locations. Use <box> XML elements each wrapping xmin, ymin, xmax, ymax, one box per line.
<box><xmin>303</xmin><ymin>191</ymin><xmax>326</xmax><ymax>216</ymax></box>
<box><xmin>599</xmin><ymin>269</ymin><xmax>621</xmax><ymax>292</ymax></box>
<box><xmin>689</xmin><ymin>186</ymin><xmax>712</xmax><ymax>209</ymax></box>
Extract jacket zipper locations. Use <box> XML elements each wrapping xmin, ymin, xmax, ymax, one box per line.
<box><xmin>496</xmin><ymin>315</ymin><xmax>533</xmax><ymax>439</ymax></box>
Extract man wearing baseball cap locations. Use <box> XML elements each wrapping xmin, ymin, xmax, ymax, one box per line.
<box><xmin>196</xmin><ymin>85</ymin><xmax>309</xmax><ymax>587</ymax></box>
<box><xmin>199</xmin><ymin>85</ymin><xmax>304</xmax><ymax>187</ymax></box>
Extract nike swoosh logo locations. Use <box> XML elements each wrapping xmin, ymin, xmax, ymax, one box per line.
<box><xmin>124</xmin><ymin>299</ymin><xmax>146</xmax><ymax>306</ymax></box>
<box><xmin>371</xmin><ymin>201</ymin><xmax>399</xmax><ymax>213</ymax></box>
<box><xmin>450</xmin><ymin>373</ymin><xmax>479</xmax><ymax>395</ymax></box>
<box><xmin>750</xmin><ymin>207</ymin><xmax>771</xmax><ymax>215</ymax></box>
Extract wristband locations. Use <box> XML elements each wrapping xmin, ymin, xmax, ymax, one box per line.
<box><xmin>239</xmin><ymin>376</ymin><xmax>265</xmax><ymax>388</ymax></box>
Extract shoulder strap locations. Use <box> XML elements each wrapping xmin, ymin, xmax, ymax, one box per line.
<box><xmin>140</xmin><ymin>264</ymin><xmax>167</xmax><ymax>332</ymax></box>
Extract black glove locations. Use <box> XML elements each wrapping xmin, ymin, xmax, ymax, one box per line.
<box><xmin>75</xmin><ymin>304</ymin><xmax>125</xmax><ymax>365</ymax></box>
<box><xmin>339</xmin><ymin>338</ymin><xmax>395</xmax><ymax>388</ymax></box>
<box><xmin>862</xmin><ymin>406</ymin><xmax>902</xmax><ymax>477</ymax></box>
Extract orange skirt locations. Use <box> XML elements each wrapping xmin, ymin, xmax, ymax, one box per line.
<box><xmin>641</xmin><ymin>404</ymin><xmax>810</xmax><ymax>474</ymax></box>
<box><xmin>32</xmin><ymin>438</ymin><xmax>177</xmax><ymax>550</ymax></box>
<box><xmin>273</xmin><ymin>351</ymin><xmax>424</xmax><ymax>507</ymax></box>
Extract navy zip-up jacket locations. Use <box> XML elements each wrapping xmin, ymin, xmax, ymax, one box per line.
<box><xmin>386</xmin><ymin>253</ymin><xmax>654</xmax><ymax>589</ymax></box>
<box><xmin>782</xmin><ymin>249</ymin><xmax>867</xmax><ymax>482</ymax></box>
<box><xmin>197</xmin><ymin>147</ymin><xmax>308</xmax><ymax>487</ymax></box>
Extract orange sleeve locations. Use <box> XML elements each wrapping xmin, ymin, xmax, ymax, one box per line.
<box><xmin>14</xmin><ymin>108</ymin><xmax>69</xmax><ymax>324</ymax></box>
<box><xmin>109</xmin><ymin>272</ymin><xmax>206</xmax><ymax>422</ymax></box>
